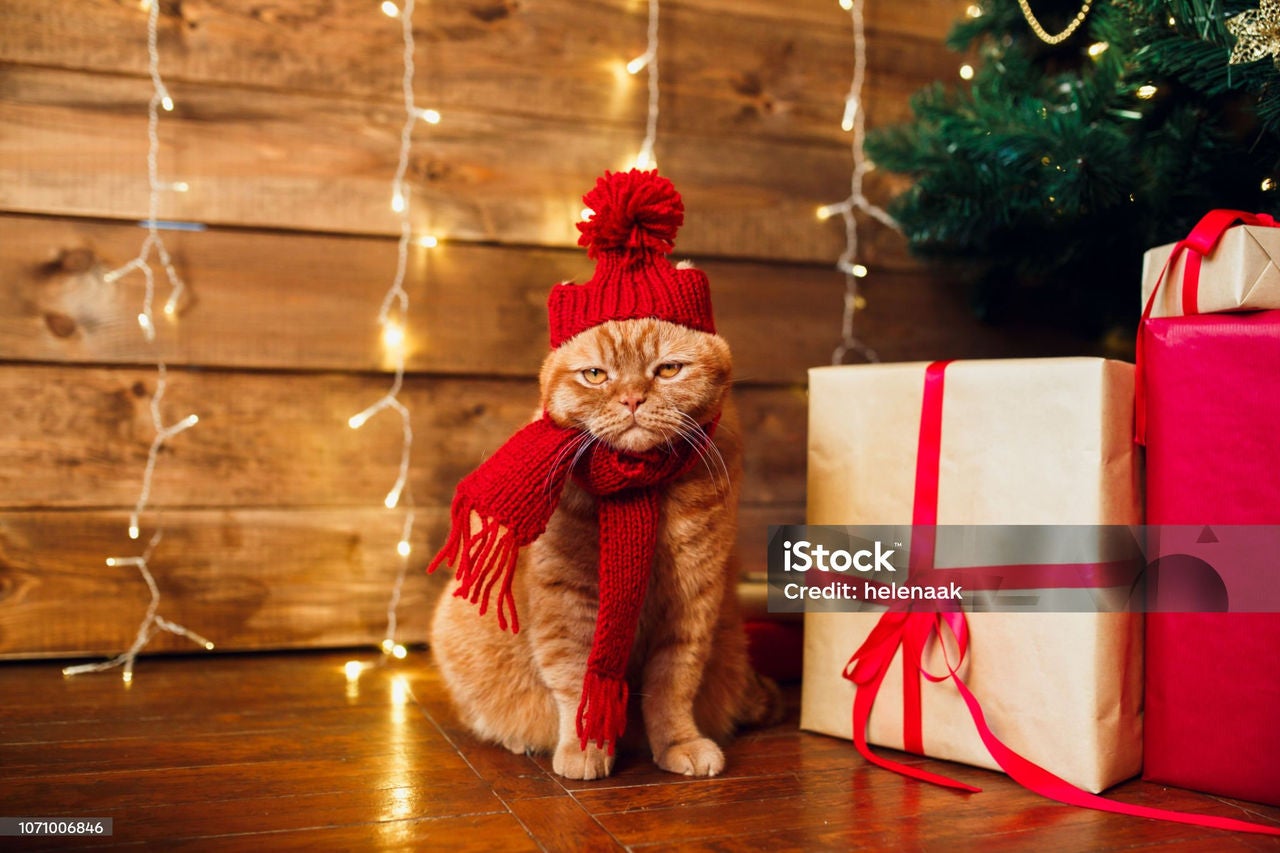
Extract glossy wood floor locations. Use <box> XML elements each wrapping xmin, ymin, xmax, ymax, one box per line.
<box><xmin>2</xmin><ymin>650</ymin><xmax>1278</xmax><ymax>851</ymax></box>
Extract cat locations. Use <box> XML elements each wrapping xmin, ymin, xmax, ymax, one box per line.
<box><xmin>430</xmin><ymin>315</ymin><xmax>780</xmax><ymax>781</ymax></box>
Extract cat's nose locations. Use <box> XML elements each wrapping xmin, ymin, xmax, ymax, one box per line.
<box><xmin>619</xmin><ymin>394</ymin><xmax>645</xmax><ymax>413</ymax></box>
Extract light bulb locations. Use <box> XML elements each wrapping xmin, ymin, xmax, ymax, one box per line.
<box><xmin>381</xmin><ymin>322</ymin><xmax>405</xmax><ymax>350</ymax></box>
<box><xmin>128</xmin><ymin>524</ymin><xmax>141</xmax><ymax>540</ymax></box>
<box><xmin>1088</xmin><ymin>42</ymin><xmax>1109</xmax><ymax>58</ymax></box>
<box><xmin>1135</xmin><ymin>84</ymin><xmax>1157</xmax><ymax>100</ymax></box>
<box><xmin>626</xmin><ymin>55</ymin><xmax>650</xmax><ymax>75</ymax></box>
<box><xmin>959</xmin><ymin>64</ymin><xmax>975</xmax><ymax>81</ymax></box>
<box><xmin>397</xmin><ymin>540</ymin><xmax>411</xmax><ymax>557</ymax></box>
<box><xmin>415</xmin><ymin>235</ymin><xmax>438</xmax><ymax>248</ymax></box>
<box><xmin>390</xmin><ymin>191</ymin><xmax>406</xmax><ymax>213</ymax></box>
<box><xmin>415</xmin><ymin>108</ymin><xmax>441</xmax><ymax>124</ymax></box>
<box><xmin>840</xmin><ymin>96</ymin><xmax>859</xmax><ymax>132</ymax></box>
<box><xmin>381</xmin><ymin>1</ymin><xmax>400</xmax><ymax>17</ymax></box>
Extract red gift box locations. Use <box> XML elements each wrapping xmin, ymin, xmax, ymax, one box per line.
<box><xmin>1142</xmin><ymin>310</ymin><xmax>1280</xmax><ymax>806</ymax></box>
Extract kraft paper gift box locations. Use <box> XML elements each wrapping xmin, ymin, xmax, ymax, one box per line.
<box><xmin>1141</xmin><ymin>211</ymin><xmax>1280</xmax><ymax>318</ymax></box>
<box><xmin>801</xmin><ymin>358</ymin><xmax>1144</xmax><ymax>794</ymax></box>
<box><xmin>1141</xmin><ymin>311</ymin><xmax>1280</xmax><ymax>806</ymax></box>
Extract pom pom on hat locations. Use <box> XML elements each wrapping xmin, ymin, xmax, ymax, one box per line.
<box><xmin>576</xmin><ymin>170</ymin><xmax>684</xmax><ymax>260</ymax></box>
<box><xmin>549</xmin><ymin>169</ymin><xmax>715</xmax><ymax>348</ymax></box>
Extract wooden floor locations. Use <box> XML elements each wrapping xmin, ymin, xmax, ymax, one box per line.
<box><xmin>1</xmin><ymin>650</ymin><xmax>1278</xmax><ymax>851</ymax></box>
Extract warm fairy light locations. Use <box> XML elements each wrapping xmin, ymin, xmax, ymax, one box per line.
<box><xmin>345</xmin><ymin>660</ymin><xmax>368</xmax><ymax>680</ymax></box>
<box><xmin>580</xmin><ymin>207</ymin><xmax>594</xmax><ymax>221</ymax></box>
<box><xmin>1135</xmin><ymin>84</ymin><xmax>1158</xmax><ymax>99</ymax></box>
<box><xmin>967</xmin><ymin>4</ymin><xmax>984</xmax><ymax>17</ymax></box>
<box><xmin>818</xmin><ymin>0</ymin><xmax>893</xmax><ymax>365</ymax></box>
<box><xmin>71</xmin><ymin>0</ymin><xmax>210</xmax><ymax>682</ymax></box>
<box><xmin>817</xmin><ymin>201</ymin><xmax>850</xmax><ymax>221</ymax></box>
<box><xmin>353</xmin><ymin>0</ymin><xmax>427</xmax><ymax>661</ymax></box>
<box><xmin>1263</xmin><ymin>177</ymin><xmax>1277</xmax><ymax>191</ymax></box>
<box><xmin>63</xmin><ymin>533</ymin><xmax>213</xmax><ymax>681</ymax></box>
<box><xmin>381</xmin><ymin>1</ymin><xmax>400</xmax><ymax>17</ymax></box>
<box><xmin>1088</xmin><ymin>41</ymin><xmax>1109</xmax><ymax>57</ymax></box>
<box><xmin>841</xmin><ymin>95</ymin><xmax>859</xmax><ymax>132</ymax></box>
<box><xmin>628</xmin><ymin>0</ymin><xmax>661</xmax><ymax>172</ymax></box>
<box><xmin>391</xmin><ymin>644</ymin><xmax>408</xmax><ymax>659</ymax></box>
<box><xmin>381</xmin><ymin>320</ymin><xmax>406</xmax><ymax>350</ymax></box>
<box><xmin>959</xmin><ymin>63</ymin><xmax>975</xmax><ymax>80</ymax></box>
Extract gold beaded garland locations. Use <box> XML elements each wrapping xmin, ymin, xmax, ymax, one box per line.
<box><xmin>1017</xmin><ymin>0</ymin><xmax>1094</xmax><ymax>45</ymax></box>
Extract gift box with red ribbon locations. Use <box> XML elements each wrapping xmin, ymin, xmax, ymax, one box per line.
<box><xmin>1138</xmin><ymin>211</ymin><xmax>1280</xmax><ymax>806</ymax></box>
<box><xmin>1140</xmin><ymin>209</ymin><xmax>1280</xmax><ymax>318</ymax></box>
<box><xmin>802</xmin><ymin>357</ymin><xmax>1280</xmax><ymax>834</ymax></box>
<box><xmin>802</xmin><ymin>358</ymin><xmax>1144</xmax><ymax>793</ymax></box>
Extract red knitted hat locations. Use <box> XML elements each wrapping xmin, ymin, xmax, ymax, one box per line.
<box><xmin>548</xmin><ymin>169</ymin><xmax>716</xmax><ymax>348</ymax></box>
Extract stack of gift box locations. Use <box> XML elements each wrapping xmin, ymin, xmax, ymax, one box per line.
<box><xmin>798</xmin><ymin>211</ymin><xmax>1280</xmax><ymax>824</ymax></box>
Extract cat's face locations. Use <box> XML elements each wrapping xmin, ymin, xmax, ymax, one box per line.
<box><xmin>540</xmin><ymin>318</ymin><xmax>732</xmax><ymax>453</ymax></box>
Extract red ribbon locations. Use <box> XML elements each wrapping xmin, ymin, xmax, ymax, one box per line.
<box><xmin>843</xmin><ymin>359</ymin><xmax>1280</xmax><ymax>836</ymax></box>
<box><xmin>1135</xmin><ymin>210</ymin><xmax>1279</xmax><ymax>445</ymax></box>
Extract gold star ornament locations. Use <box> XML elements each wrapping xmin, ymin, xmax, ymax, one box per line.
<box><xmin>1227</xmin><ymin>0</ymin><xmax>1280</xmax><ymax>68</ymax></box>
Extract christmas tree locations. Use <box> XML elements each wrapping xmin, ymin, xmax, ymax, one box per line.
<box><xmin>865</xmin><ymin>0</ymin><xmax>1280</xmax><ymax>337</ymax></box>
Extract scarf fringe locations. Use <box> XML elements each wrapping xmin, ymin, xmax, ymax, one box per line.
<box><xmin>427</xmin><ymin>497</ymin><xmax>521</xmax><ymax>634</ymax></box>
<box><xmin>576</xmin><ymin>669</ymin><xmax>629</xmax><ymax>754</ymax></box>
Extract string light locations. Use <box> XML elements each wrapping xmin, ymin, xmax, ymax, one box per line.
<box><xmin>629</xmin><ymin>0</ymin><xmax>660</xmax><ymax>170</ymax></box>
<box><xmin>68</xmin><ymin>0</ymin><xmax>209</xmax><ymax>681</ymax></box>
<box><xmin>349</xmin><ymin>0</ymin><xmax>430</xmax><ymax>661</ymax></box>
<box><xmin>819</xmin><ymin>0</ymin><xmax>897</xmax><ymax>365</ymax></box>
<box><xmin>959</xmin><ymin>63</ymin><xmax>975</xmax><ymax>80</ymax></box>
<box><xmin>1135</xmin><ymin>84</ymin><xmax>1158</xmax><ymax>99</ymax></box>
<box><xmin>62</xmin><ymin>533</ymin><xmax>213</xmax><ymax>683</ymax></box>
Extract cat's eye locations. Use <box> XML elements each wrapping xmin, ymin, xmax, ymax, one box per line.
<box><xmin>655</xmin><ymin>363</ymin><xmax>683</xmax><ymax>379</ymax></box>
<box><xmin>581</xmin><ymin>368</ymin><xmax>609</xmax><ymax>385</ymax></box>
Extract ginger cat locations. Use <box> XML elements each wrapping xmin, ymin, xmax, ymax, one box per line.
<box><xmin>430</xmin><ymin>316</ymin><xmax>778</xmax><ymax>781</ymax></box>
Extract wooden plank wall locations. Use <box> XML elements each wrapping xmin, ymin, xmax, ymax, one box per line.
<box><xmin>0</xmin><ymin>0</ymin><xmax>1079</xmax><ymax>660</ymax></box>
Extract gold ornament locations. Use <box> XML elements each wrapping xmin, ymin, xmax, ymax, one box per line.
<box><xmin>1226</xmin><ymin>0</ymin><xmax>1280</xmax><ymax>68</ymax></box>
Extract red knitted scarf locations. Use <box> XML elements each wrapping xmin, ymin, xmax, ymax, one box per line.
<box><xmin>427</xmin><ymin>414</ymin><xmax>715</xmax><ymax>753</ymax></box>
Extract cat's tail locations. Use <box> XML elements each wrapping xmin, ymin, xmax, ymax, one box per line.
<box><xmin>738</xmin><ymin>668</ymin><xmax>787</xmax><ymax>729</ymax></box>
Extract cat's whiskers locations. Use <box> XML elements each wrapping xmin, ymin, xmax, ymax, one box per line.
<box><xmin>671</xmin><ymin>411</ymin><xmax>729</xmax><ymax>497</ymax></box>
<box><xmin>544</xmin><ymin>429</ymin><xmax>596</xmax><ymax>494</ymax></box>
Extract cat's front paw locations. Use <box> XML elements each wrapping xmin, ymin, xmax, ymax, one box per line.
<box><xmin>552</xmin><ymin>741</ymin><xmax>615</xmax><ymax>780</ymax></box>
<box><xmin>655</xmin><ymin>737</ymin><xmax>724</xmax><ymax>777</ymax></box>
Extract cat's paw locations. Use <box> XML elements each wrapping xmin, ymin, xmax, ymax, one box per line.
<box><xmin>552</xmin><ymin>741</ymin><xmax>615</xmax><ymax>780</ymax></box>
<box><xmin>655</xmin><ymin>737</ymin><xmax>724</xmax><ymax>777</ymax></box>
<box><xmin>501</xmin><ymin>735</ymin><xmax>531</xmax><ymax>756</ymax></box>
